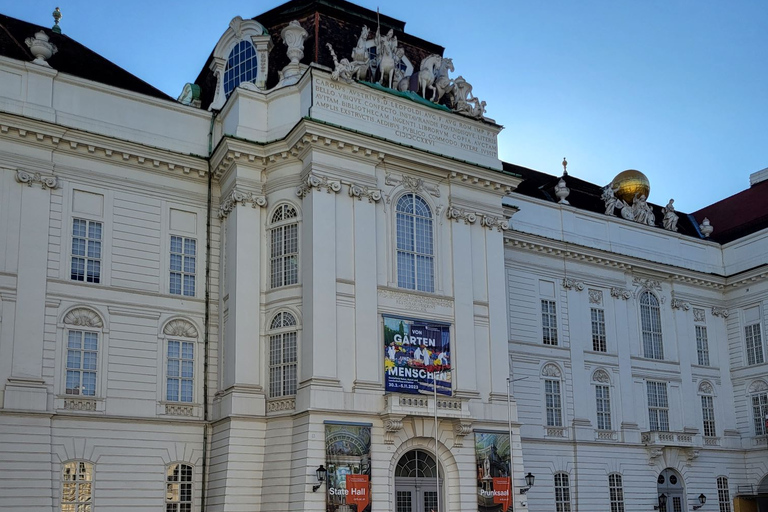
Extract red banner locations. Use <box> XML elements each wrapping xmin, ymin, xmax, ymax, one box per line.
<box><xmin>346</xmin><ymin>474</ymin><xmax>370</xmax><ymax>511</ymax></box>
<box><xmin>492</xmin><ymin>477</ymin><xmax>512</xmax><ymax>512</ymax></box>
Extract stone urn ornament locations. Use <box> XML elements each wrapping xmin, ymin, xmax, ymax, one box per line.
<box><xmin>25</xmin><ymin>31</ymin><xmax>57</xmax><ymax>66</ymax></box>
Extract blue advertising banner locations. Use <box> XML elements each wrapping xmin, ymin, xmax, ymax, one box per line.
<box><xmin>383</xmin><ymin>315</ymin><xmax>451</xmax><ymax>395</ymax></box>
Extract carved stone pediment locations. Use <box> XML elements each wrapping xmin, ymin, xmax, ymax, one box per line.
<box><xmin>163</xmin><ymin>319</ymin><xmax>198</xmax><ymax>338</ymax></box>
<box><xmin>63</xmin><ymin>308</ymin><xmax>103</xmax><ymax>328</ymax></box>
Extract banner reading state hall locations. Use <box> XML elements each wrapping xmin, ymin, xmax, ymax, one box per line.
<box><xmin>383</xmin><ymin>315</ymin><xmax>451</xmax><ymax>396</ymax></box>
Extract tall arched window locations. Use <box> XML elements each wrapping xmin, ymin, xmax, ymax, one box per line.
<box><xmin>223</xmin><ymin>40</ymin><xmax>258</xmax><ymax>97</ymax></box>
<box><xmin>269</xmin><ymin>312</ymin><xmax>298</xmax><ymax>398</ymax></box>
<box><xmin>717</xmin><ymin>476</ymin><xmax>731</xmax><ymax>512</ymax></box>
<box><xmin>396</xmin><ymin>193</ymin><xmax>434</xmax><ymax>293</ymax></box>
<box><xmin>269</xmin><ymin>204</ymin><xmax>299</xmax><ymax>289</ymax></box>
<box><xmin>554</xmin><ymin>472</ymin><xmax>572</xmax><ymax>512</ymax></box>
<box><xmin>62</xmin><ymin>307</ymin><xmax>104</xmax><ymax>398</ymax></box>
<box><xmin>62</xmin><ymin>461</ymin><xmax>93</xmax><ymax>511</ymax></box>
<box><xmin>608</xmin><ymin>473</ymin><xmax>625</xmax><ymax>512</ymax></box>
<box><xmin>640</xmin><ymin>291</ymin><xmax>663</xmax><ymax>360</ymax></box>
<box><xmin>166</xmin><ymin>463</ymin><xmax>193</xmax><ymax>511</ymax></box>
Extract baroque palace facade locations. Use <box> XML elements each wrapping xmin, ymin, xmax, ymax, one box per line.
<box><xmin>0</xmin><ymin>1</ymin><xmax>765</xmax><ymax>512</ymax></box>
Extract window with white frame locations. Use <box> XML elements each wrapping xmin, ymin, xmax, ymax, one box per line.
<box><xmin>269</xmin><ymin>312</ymin><xmax>298</xmax><ymax>398</ymax></box>
<box><xmin>269</xmin><ymin>204</ymin><xmax>299</xmax><ymax>289</ymax></box>
<box><xmin>591</xmin><ymin>307</ymin><xmax>606</xmax><ymax>352</ymax></box>
<box><xmin>545</xmin><ymin>378</ymin><xmax>563</xmax><ymax>427</ymax></box>
<box><xmin>640</xmin><ymin>291</ymin><xmax>663</xmax><ymax>360</ymax></box>
<box><xmin>170</xmin><ymin>236</ymin><xmax>196</xmax><ymax>296</ymax></box>
<box><xmin>745</xmin><ymin>323</ymin><xmax>765</xmax><ymax>366</ymax></box>
<box><xmin>717</xmin><ymin>476</ymin><xmax>731</xmax><ymax>512</ymax></box>
<box><xmin>554</xmin><ymin>472</ymin><xmax>571</xmax><ymax>512</ymax></box>
<box><xmin>608</xmin><ymin>473</ymin><xmax>625</xmax><ymax>512</ymax></box>
<box><xmin>396</xmin><ymin>193</ymin><xmax>434</xmax><ymax>293</ymax></box>
<box><xmin>596</xmin><ymin>384</ymin><xmax>612</xmax><ymax>430</ymax></box>
<box><xmin>542</xmin><ymin>300</ymin><xmax>558</xmax><ymax>345</ymax></box>
<box><xmin>61</xmin><ymin>461</ymin><xmax>93</xmax><ymax>512</ymax></box>
<box><xmin>71</xmin><ymin>218</ymin><xmax>102</xmax><ymax>283</ymax></box>
<box><xmin>752</xmin><ymin>389</ymin><xmax>768</xmax><ymax>436</ymax></box>
<box><xmin>224</xmin><ymin>40</ymin><xmax>258</xmax><ymax>97</ymax></box>
<box><xmin>166</xmin><ymin>463</ymin><xmax>193</xmax><ymax>512</ymax></box>
<box><xmin>167</xmin><ymin>340</ymin><xmax>194</xmax><ymax>403</ymax></box>
<box><xmin>696</xmin><ymin>325</ymin><xmax>710</xmax><ymax>366</ymax></box>
<box><xmin>647</xmin><ymin>381</ymin><xmax>670</xmax><ymax>431</ymax></box>
<box><xmin>701</xmin><ymin>394</ymin><xmax>716</xmax><ymax>437</ymax></box>
<box><xmin>65</xmin><ymin>330</ymin><xmax>98</xmax><ymax>396</ymax></box>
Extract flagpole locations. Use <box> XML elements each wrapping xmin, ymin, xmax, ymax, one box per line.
<box><xmin>434</xmin><ymin>370</ymin><xmax>440</xmax><ymax>512</ymax></box>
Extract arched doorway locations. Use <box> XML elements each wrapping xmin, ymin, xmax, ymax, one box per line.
<box><xmin>657</xmin><ymin>468</ymin><xmax>686</xmax><ymax>512</ymax></box>
<box><xmin>758</xmin><ymin>474</ymin><xmax>768</xmax><ymax>512</ymax></box>
<box><xmin>395</xmin><ymin>450</ymin><xmax>443</xmax><ymax>512</ymax></box>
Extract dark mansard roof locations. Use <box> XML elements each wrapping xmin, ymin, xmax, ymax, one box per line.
<box><xmin>0</xmin><ymin>13</ymin><xmax>172</xmax><ymax>102</ymax></box>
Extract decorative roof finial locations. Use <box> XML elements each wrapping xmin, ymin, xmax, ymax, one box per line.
<box><xmin>562</xmin><ymin>157</ymin><xmax>568</xmax><ymax>176</ymax></box>
<box><xmin>52</xmin><ymin>7</ymin><xmax>62</xmax><ymax>34</ymax></box>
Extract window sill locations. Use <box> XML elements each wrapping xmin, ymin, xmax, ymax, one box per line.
<box><xmin>267</xmin><ymin>397</ymin><xmax>296</xmax><ymax>413</ymax></box>
<box><xmin>158</xmin><ymin>402</ymin><xmax>200</xmax><ymax>418</ymax></box>
<box><xmin>56</xmin><ymin>396</ymin><xmax>104</xmax><ymax>413</ymax></box>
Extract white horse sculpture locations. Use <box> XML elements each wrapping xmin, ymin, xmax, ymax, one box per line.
<box><xmin>432</xmin><ymin>57</ymin><xmax>454</xmax><ymax>104</ymax></box>
<box><xmin>418</xmin><ymin>54</ymin><xmax>442</xmax><ymax>101</ymax></box>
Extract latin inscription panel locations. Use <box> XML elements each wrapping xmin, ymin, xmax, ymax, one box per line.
<box><xmin>311</xmin><ymin>76</ymin><xmax>501</xmax><ymax>169</ymax></box>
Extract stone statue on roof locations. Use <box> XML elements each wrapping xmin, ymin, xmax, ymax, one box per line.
<box><xmin>662</xmin><ymin>199</ymin><xmax>679</xmax><ymax>231</ymax></box>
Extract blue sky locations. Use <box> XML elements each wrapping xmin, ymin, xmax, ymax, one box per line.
<box><xmin>5</xmin><ymin>1</ymin><xmax>766</xmax><ymax>212</ymax></box>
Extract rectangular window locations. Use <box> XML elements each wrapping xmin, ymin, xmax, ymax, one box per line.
<box><xmin>608</xmin><ymin>474</ymin><xmax>625</xmax><ymax>512</ymax></box>
<box><xmin>62</xmin><ymin>461</ymin><xmax>93</xmax><ymax>511</ymax></box>
<box><xmin>647</xmin><ymin>381</ymin><xmax>670</xmax><ymax>431</ymax></box>
<box><xmin>696</xmin><ymin>325</ymin><xmax>710</xmax><ymax>366</ymax></box>
<box><xmin>554</xmin><ymin>473</ymin><xmax>571</xmax><ymax>512</ymax></box>
<box><xmin>167</xmin><ymin>340</ymin><xmax>194</xmax><ymax>403</ymax></box>
<box><xmin>545</xmin><ymin>379</ymin><xmax>562</xmax><ymax>427</ymax></box>
<box><xmin>542</xmin><ymin>300</ymin><xmax>558</xmax><ymax>345</ymax></box>
<box><xmin>596</xmin><ymin>385</ymin><xmax>612</xmax><ymax>430</ymax></box>
<box><xmin>65</xmin><ymin>330</ymin><xmax>98</xmax><ymax>396</ymax></box>
<box><xmin>269</xmin><ymin>331</ymin><xmax>298</xmax><ymax>397</ymax></box>
<box><xmin>270</xmin><ymin>224</ymin><xmax>299</xmax><ymax>288</ymax></box>
<box><xmin>701</xmin><ymin>395</ymin><xmax>716</xmax><ymax>437</ymax></box>
<box><xmin>590</xmin><ymin>308</ymin><xmax>607</xmax><ymax>351</ymax></box>
<box><xmin>71</xmin><ymin>219</ymin><xmax>102</xmax><ymax>283</ymax></box>
<box><xmin>717</xmin><ymin>477</ymin><xmax>731</xmax><ymax>512</ymax></box>
<box><xmin>591</xmin><ymin>308</ymin><xmax>607</xmax><ymax>352</ymax></box>
<box><xmin>753</xmin><ymin>392</ymin><xmax>768</xmax><ymax>436</ymax></box>
<box><xmin>170</xmin><ymin>236</ymin><xmax>196</xmax><ymax>296</ymax></box>
<box><xmin>745</xmin><ymin>323</ymin><xmax>765</xmax><ymax>366</ymax></box>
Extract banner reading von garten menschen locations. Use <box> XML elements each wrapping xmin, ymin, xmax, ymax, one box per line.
<box><xmin>383</xmin><ymin>315</ymin><xmax>451</xmax><ymax>396</ymax></box>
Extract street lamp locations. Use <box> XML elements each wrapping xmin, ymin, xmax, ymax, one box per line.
<box><xmin>312</xmin><ymin>464</ymin><xmax>328</xmax><ymax>492</ymax></box>
<box><xmin>693</xmin><ymin>494</ymin><xmax>706</xmax><ymax>510</ymax></box>
<box><xmin>520</xmin><ymin>472</ymin><xmax>535</xmax><ymax>494</ymax></box>
<box><xmin>654</xmin><ymin>493</ymin><xmax>668</xmax><ymax>510</ymax></box>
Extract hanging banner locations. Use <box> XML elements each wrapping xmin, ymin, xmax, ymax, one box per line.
<box><xmin>475</xmin><ymin>431</ymin><xmax>512</xmax><ymax>512</ymax></box>
<box><xmin>383</xmin><ymin>315</ymin><xmax>451</xmax><ymax>396</ymax></box>
<box><xmin>325</xmin><ymin>423</ymin><xmax>372</xmax><ymax>512</ymax></box>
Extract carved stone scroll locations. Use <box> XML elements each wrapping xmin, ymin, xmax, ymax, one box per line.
<box><xmin>446</xmin><ymin>206</ymin><xmax>477</xmax><ymax>224</ymax></box>
<box><xmin>219</xmin><ymin>188</ymin><xmax>267</xmax><ymax>218</ymax></box>
<box><xmin>16</xmin><ymin>170</ymin><xmax>59</xmax><ymax>189</ymax></box>
<box><xmin>610</xmin><ymin>287</ymin><xmax>631</xmax><ymax>300</ymax></box>
<box><xmin>348</xmin><ymin>183</ymin><xmax>382</xmax><ymax>203</ymax></box>
<box><xmin>670</xmin><ymin>298</ymin><xmax>691</xmax><ymax>311</ymax></box>
<box><xmin>562</xmin><ymin>279</ymin><xmax>584</xmax><ymax>291</ymax></box>
<box><xmin>296</xmin><ymin>173</ymin><xmax>342</xmax><ymax>198</ymax></box>
<box><xmin>711</xmin><ymin>307</ymin><xmax>729</xmax><ymax>318</ymax></box>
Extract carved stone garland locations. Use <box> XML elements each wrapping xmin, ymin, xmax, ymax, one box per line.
<box><xmin>219</xmin><ymin>188</ymin><xmax>267</xmax><ymax>219</ymax></box>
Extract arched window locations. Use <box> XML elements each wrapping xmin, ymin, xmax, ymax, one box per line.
<box><xmin>640</xmin><ymin>291</ymin><xmax>663</xmax><ymax>360</ymax></box>
<box><xmin>166</xmin><ymin>463</ymin><xmax>193</xmax><ymax>511</ymax></box>
<box><xmin>62</xmin><ymin>307</ymin><xmax>104</xmax><ymax>398</ymax></box>
<box><xmin>749</xmin><ymin>380</ymin><xmax>768</xmax><ymax>436</ymax></box>
<box><xmin>269</xmin><ymin>312</ymin><xmax>298</xmax><ymax>398</ymax></box>
<box><xmin>395</xmin><ymin>450</ymin><xmax>438</xmax><ymax>478</ymax></box>
<box><xmin>699</xmin><ymin>381</ymin><xmax>716</xmax><ymax>438</ymax></box>
<box><xmin>223</xmin><ymin>40</ymin><xmax>258</xmax><ymax>97</ymax></box>
<box><xmin>163</xmin><ymin>319</ymin><xmax>199</xmax><ymax>404</ymax></box>
<box><xmin>269</xmin><ymin>204</ymin><xmax>299</xmax><ymax>289</ymax></box>
<box><xmin>717</xmin><ymin>476</ymin><xmax>731</xmax><ymax>512</ymax></box>
<box><xmin>396</xmin><ymin>193</ymin><xmax>434</xmax><ymax>293</ymax></box>
<box><xmin>542</xmin><ymin>364</ymin><xmax>563</xmax><ymax>428</ymax></box>
<box><xmin>608</xmin><ymin>473</ymin><xmax>625</xmax><ymax>512</ymax></box>
<box><xmin>593</xmin><ymin>369</ymin><xmax>612</xmax><ymax>431</ymax></box>
<box><xmin>62</xmin><ymin>461</ymin><xmax>93</xmax><ymax>511</ymax></box>
<box><xmin>554</xmin><ymin>472</ymin><xmax>571</xmax><ymax>512</ymax></box>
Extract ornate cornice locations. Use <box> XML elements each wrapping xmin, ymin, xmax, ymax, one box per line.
<box><xmin>348</xmin><ymin>183</ymin><xmax>382</xmax><ymax>202</ymax></box>
<box><xmin>15</xmin><ymin>169</ymin><xmax>58</xmax><ymax>189</ymax></box>
<box><xmin>219</xmin><ymin>188</ymin><xmax>267</xmax><ymax>218</ymax></box>
<box><xmin>296</xmin><ymin>173</ymin><xmax>342</xmax><ymax>198</ymax></box>
<box><xmin>449</xmin><ymin>171</ymin><xmax>513</xmax><ymax>195</ymax></box>
<box><xmin>0</xmin><ymin>119</ymin><xmax>207</xmax><ymax>178</ymax></box>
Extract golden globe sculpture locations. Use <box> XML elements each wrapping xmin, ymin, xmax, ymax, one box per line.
<box><xmin>611</xmin><ymin>169</ymin><xmax>650</xmax><ymax>204</ymax></box>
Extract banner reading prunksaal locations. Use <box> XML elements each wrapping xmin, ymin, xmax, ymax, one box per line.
<box><xmin>383</xmin><ymin>315</ymin><xmax>451</xmax><ymax>395</ymax></box>
<box><xmin>475</xmin><ymin>431</ymin><xmax>512</xmax><ymax>512</ymax></box>
<box><xmin>325</xmin><ymin>423</ymin><xmax>372</xmax><ymax>512</ymax></box>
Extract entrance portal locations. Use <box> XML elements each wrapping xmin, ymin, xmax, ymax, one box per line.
<box><xmin>395</xmin><ymin>450</ymin><xmax>443</xmax><ymax>512</ymax></box>
<box><xmin>657</xmin><ymin>468</ymin><xmax>686</xmax><ymax>512</ymax></box>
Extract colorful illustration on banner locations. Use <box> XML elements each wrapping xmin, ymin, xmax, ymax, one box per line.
<box><xmin>383</xmin><ymin>315</ymin><xmax>451</xmax><ymax>396</ymax></box>
<box><xmin>475</xmin><ymin>431</ymin><xmax>512</xmax><ymax>512</ymax></box>
<box><xmin>325</xmin><ymin>424</ymin><xmax>372</xmax><ymax>512</ymax></box>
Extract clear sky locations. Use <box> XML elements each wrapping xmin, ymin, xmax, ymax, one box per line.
<box><xmin>4</xmin><ymin>1</ymin><xmax>766</xmax><ymax>212</ymax></box>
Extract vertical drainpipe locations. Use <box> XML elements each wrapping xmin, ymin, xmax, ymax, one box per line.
<box><xmin>201</xmin><ymin>111</ymin><xmax>217</xmax><ymax>511</ymax></box>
